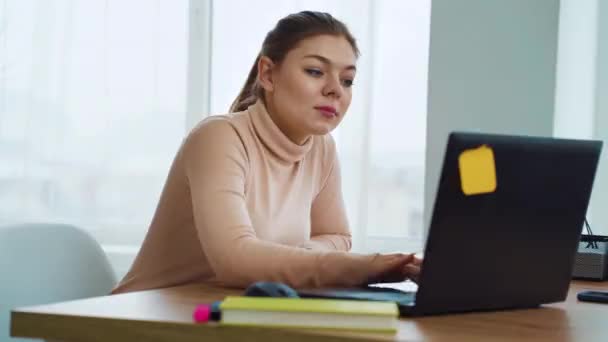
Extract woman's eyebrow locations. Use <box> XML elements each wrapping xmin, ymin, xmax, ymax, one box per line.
<box><xmin>303</xmin><ymin>54</ymin><xmax>357</xmax><ymax>71</ymax></box>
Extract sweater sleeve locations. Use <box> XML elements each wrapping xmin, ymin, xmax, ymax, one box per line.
<box><xmin>301</xmin><ymin>136</ymin><xmax>352</xmax><ymax>252</ymax></box>
<box><xmin>182</xmin><ymin>119</ymin><xmax>366</xmax><ymax>288</ymax></box>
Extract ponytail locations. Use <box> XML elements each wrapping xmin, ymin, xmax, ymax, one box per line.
<box><xmin>229</xmin><ymin>55</ymin><xmax>262</xmax><ymax>112</ymax></box>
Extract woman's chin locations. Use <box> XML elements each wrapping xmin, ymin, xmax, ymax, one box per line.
<box><xmin>309</xmin><ymin>122</ymin><xmax>337</xmax><ymax>136</ymax></box>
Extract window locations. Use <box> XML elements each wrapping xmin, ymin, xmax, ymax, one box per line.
<box><xmin>0</xmin><ymin>0</ymin><xmax>431</xmax><ymax>276</ymax></box>
<box><xmin>554</xmin><ymin>0</ymin><xmax>608</xmax><ymax>236</ymax></box>
<box><xmin>0</xmin><ymin>0</ymin><xmax>189</xmax><ymax>251</ymax></box>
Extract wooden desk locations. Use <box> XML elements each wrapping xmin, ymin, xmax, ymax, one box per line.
<box><xmin>11</xmin><ymin>281</ymin><xmax>608</xmax><ymax>342</ymax></box>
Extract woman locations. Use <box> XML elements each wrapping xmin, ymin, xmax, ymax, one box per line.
<box><xmin>112</xmin><ymin>11</ymin><xmax>421</xmax><ymax>294</ymax></box>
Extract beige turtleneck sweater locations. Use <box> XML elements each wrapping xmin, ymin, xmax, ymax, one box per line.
<box><xmin>112</xmin><ymin>100</ymin><xmax>371</xmax><ymax>294</ymax></box>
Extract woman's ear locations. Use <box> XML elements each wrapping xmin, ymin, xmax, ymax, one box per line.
<box><xmin>257</xmin><ymin>56</ymin><xmax>275</xmax><ymax>92</ymax></box>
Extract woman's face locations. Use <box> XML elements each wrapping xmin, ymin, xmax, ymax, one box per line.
<box><xmin>259</xmin><ymin>34</ymin><xmax>357</xmax><ymax>145</ymax></box>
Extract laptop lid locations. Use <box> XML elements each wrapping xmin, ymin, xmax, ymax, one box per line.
<box><xmin>412</xmin><ymin>132</ymin><xmax>603</xmax><ymax>315</ymax></box>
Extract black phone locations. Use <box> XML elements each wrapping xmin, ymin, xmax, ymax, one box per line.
<box><xmin>577</xmin><ymin>290</ymin><xmax>608</xmax><ymax>304</ymax></box>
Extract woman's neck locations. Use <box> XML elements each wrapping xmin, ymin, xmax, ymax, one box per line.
<box><xmin>263</xmin><ymin>97</ymin><xmax>310</xmax><ymax>146</ymax></box>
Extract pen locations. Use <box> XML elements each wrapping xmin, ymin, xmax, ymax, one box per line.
<box><xmin>193</xmin><ymin>301</ymin><xmax>222</xmax><ymax>323</ymax></box>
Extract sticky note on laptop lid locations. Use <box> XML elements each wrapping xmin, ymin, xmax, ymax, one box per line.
<box><xmin>458</xmin><ymin>145</ymin><xmax>497</xmax><ymax>195</ymax></box>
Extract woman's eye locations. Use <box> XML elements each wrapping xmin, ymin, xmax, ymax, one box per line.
<box><xmin>305</xmin><ymin>68</ymin><xmax>323</xmax><ymax>77</ymax></box>
<box><xmin>342</xmin><ymin>79</ymin><xmax>354</xmax><ymax>87</ymax></box>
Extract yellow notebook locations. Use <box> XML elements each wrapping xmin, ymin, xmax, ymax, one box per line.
<box><xmin>220</xmin><ymin>296</ymin><xmax>399</xmax><ymax>333</ymax></box>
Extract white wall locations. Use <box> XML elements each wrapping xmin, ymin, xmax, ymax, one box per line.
<box><xmin>424</xmin><ymin>0</ymin><xmax>561</xmax><ymax>234</ymax></box>
<box><xmin>591</xmin><ymin>0</ymin><xmax>608</xmax><ymax>235</ymax></box>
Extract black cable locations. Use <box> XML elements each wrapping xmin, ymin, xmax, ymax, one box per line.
<box><xmin>584</xmin><ymin>218</ymin><xmax>598</xmax><ymax>249</ymax></box>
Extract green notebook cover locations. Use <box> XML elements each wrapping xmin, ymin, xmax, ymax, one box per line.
<box><xmin>220</xmin><ymin>296</ymin><xmax>398</xmax><ymax>316</ymax></box>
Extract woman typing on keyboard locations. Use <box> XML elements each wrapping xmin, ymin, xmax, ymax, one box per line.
<box><xmin>112</xmin><ymin>11</ymin><xmax>421</xmax><ymax>294</ymax></box>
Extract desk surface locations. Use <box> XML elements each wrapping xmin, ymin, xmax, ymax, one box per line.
<box><xmin>11</xmin><ymin>281</ymin><xmax>608</xmax><ymax>342</ymax></box>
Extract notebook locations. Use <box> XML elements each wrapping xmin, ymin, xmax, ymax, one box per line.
<box><xmin>219</xmin><ymin>296</ymin><xmax>399</xmax><ymax>333</ymax></box>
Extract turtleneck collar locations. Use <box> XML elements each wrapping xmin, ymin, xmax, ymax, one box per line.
<box><xmin>247</xmin><ymin>100</ymin><xmax>313</xmax><ymax>163</ymax></box>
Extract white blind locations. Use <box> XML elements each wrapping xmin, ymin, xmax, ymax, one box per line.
<box><xmin>0</xmin><ymin>0</ymin><xmax>431</xmax><ymax>273</ymax></box>
<box><xmin>0</xmin><ymin>0</ymin><xmax>189</xmax><ymax>247</ymax></box>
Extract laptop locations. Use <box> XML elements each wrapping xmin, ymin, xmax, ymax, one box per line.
<box><xmin>299</xmin><ymin>132</ymin><xmax>603</xmax><ymax>316</ymax></box>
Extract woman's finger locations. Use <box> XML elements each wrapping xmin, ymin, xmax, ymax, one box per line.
<box><xmin>366</xmin><ymin>253</ymin><xmax>413</xmax><ymax>284</ymax></box>
<box><xmin>404</xmin><ymin>264</ymin><xmax>420</xmax><ymax>277</ymax></box>
<box><xmin>387</xmin><ymin>253</ymin><xmax>414</xmax><ymax>267</ymax></box>
<box><xmin>404</xmin><ymin>264</ymin><xmax>421</xmax><ymax>283</ymax></box>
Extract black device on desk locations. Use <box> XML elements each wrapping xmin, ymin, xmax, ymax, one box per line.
<box><xmin>572</xmin><ymin>233</ymin><xmax>608</xmax><ymax>280</ymax></box>
<box><xmin>577</xmin><ymin>290</ymin><xmax>608</xmax><ymax>304</ymax></box>
<box><xmin>299</xmin><ymin>132</ymin><xmax>603</xmax><ymax>316</ymax></box>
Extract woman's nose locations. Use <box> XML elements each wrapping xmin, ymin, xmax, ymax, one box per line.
<box><xmin>322</xmin><ymin>76</ymin><xmax>343</xmax><ymax>98</ymax></box>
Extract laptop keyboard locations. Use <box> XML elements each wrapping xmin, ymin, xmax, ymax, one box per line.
<box><xmin>298</xmin><ymin>286</ymin><xmax>416</xmax><ymax>305</ymax></box>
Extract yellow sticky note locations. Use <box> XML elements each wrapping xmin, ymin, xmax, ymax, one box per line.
<box><xmin>458</xmin><ymin>145</ymin><xmax>497</xmax><ymax>196</ymax></box>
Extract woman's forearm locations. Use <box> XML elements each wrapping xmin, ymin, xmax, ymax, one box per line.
<box><xmin>300</xmin><ymin>234</ymin><xmax>352</xmax><ymax>251</ymax></box>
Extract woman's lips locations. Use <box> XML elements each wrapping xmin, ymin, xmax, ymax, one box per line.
<box><xmin>315</xmin><ymin>106</ymin><xmax>338</xmax><ymax>118</ymax></box>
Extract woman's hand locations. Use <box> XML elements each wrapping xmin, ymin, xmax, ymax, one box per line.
<box><xmin>365</xmin><ymin>253</ymin><xmax>423</xmax><ymax>284</ymax></box>
<box><xmin>404</xmin><ymin>255</ymin><xmax>423</xmax><ymax>283</ymax></box>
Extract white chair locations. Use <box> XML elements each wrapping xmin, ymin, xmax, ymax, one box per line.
<box><xmin>0</xmin><ymin>223</ymin><xmax>117</xmax><ymax>342</ymax></box>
